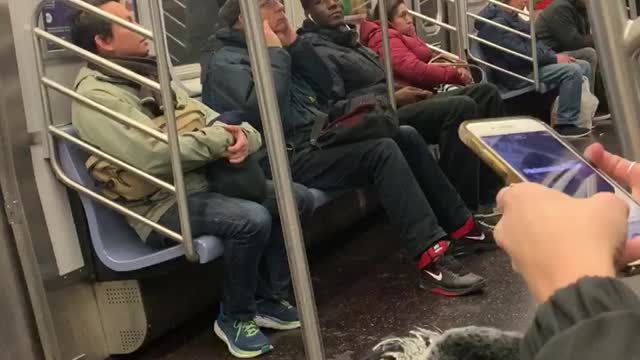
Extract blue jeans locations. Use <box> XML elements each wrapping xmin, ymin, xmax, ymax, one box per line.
<box><xmin>539</xmin><ymin>60</ymin><xmax>591</xmax><ymax>125</ymax></box>
<box><xmin>149</xmin><ymin>180</ymin><xmax>315</xmax><ymax>321</ymax></box>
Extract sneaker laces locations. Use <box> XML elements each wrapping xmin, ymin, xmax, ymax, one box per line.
<box><xmin>234</xmin><ymin>320</ymin><xmax>260</xmax><ymax>338</ymax></box>
<box><xmin>439</xmin><ymin>255</ymin><xmax>466</xmax><ymax>275</ymax></box>
<box><xmin>279</xmin><ymin>300</ymin><xmax>294</xmax><ymax>309</ymax></box>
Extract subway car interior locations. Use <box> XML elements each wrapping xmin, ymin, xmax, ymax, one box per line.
<box><xmin>3</xmin><ymin>0</ymin><xmax>640</xmax><ymax>359</ymax></box>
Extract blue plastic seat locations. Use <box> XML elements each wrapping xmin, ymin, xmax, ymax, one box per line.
<box><xmin>469</xmin><ymin>41</ymin><xmax>548</xmax><ymax>100</ymax></box>
<box><xmin>56</xmin><ymin>125</ymin><xmax>340</xmax><ymax>272</ymax></box>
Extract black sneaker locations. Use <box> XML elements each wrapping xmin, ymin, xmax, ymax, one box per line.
<box><xmin>554</xmin><ymin>125</ymin><xmax>591</xmax><ymax>139</ymax></box>
<box><xmin>448</xmin><ymin>224</ymin><xmax>498</xmax><ymax>257</ymax></box>
<box><xmin>420</xmin><ymin>255</ymin><xmax>486</xmax><ymax>296</ymax></box>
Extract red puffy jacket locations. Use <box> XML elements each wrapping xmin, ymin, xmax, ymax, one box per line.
<box><xmin>534</xmin><ymin>0</ymin><xmax>554</xmax><ymax>10</ymax></box>
<box><xmin>359</xmin><ymin>20</ymin><xmax>464</xmax><ymax>89</ymax></box>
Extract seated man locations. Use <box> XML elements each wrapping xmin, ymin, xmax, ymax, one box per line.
<box><xmin>289</xmin><ymin>0</ymin><xmax>504</xmax><ymax>212</ymax></box>
<box><xmin>203</xmin><ymin>0</ymin><xmax>494</xmax><ymax>303</ymax></box>
<box><xmin>536</xmin><ymin>0</ymin><xmax>608</xmax><ymax>113</ymax></box>
<box><xmin>70</xmin><ymin>1</ymin><xmax>315</xmax><ymax>358</ymax></box>
<box><xmin>476</xmin><ymin>0</ymin><xmax>592</xmax><ymax>138</ymax></box>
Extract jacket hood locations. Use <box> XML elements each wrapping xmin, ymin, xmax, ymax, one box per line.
<box><xmin>476</xmin><ymin>4</ymin><xmax>506</xmax><ymax>32</ymax></box>
<box><xmin>359</xmin><ymin>20</ymin><xmax>381</xmax><ymax>45</ymax></box>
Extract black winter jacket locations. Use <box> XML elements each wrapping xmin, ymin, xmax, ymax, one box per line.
<box><xmin>521</xmin><ymin>277</ymin><xmax>640</xmax><ymax>360</ymax></box>
<box><xmin>536</xmin><ymin>0</ymin><xmax>594</xmax><ymax>52</ymax></box>
<box><xmin>201</xmin><ymin>29</ymin><xmax>324</xmax><ymax>149</ymax></box>
<box><xmin>476</xmin><ymin>4</ymin><xmax>557</xmax><ymax>89</ymax></box>
<box><xmin>289</xmin><ymin>20</ymin><xmax>391</xmax><ymax>110</ymax></box>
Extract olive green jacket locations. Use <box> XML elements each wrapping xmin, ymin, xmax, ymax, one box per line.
<box><xmin>72</xmin><ymin>66</ymin><xmax>262</xmax><ymax>241</ymax></box>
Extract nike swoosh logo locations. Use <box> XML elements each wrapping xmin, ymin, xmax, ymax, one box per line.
<box><xmin>425</xmin><ymin>271</ymin><xmax>443</xmax><ymax>281</ymax></box>
<box><xmin>466</xmin><ymin>234</ymin><xmax>486</xmax><ymax>241</ymax></box>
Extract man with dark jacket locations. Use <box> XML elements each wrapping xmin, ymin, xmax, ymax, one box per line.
<box><xmin>476</xmin><ymin>0</ymin><xmax>592</xmax><ymax>138</ymax></box>
<box><xmin>290</xmin><ymin>0</ymin><xmax>504</xmax><ymax>211</ymax></box>
<box><xmin>203</xmin><ymin>0</ymin><xmax>496</xmax><ymax>307</ymax></box>
<box><xmin>536</xmin><ymin>0</ymin><xmax>607</xmax><ymax>112</ymax></box>
<box><xmin>536</xmin><ymin>0</ymin><xmax>592</xmax><ymax>53</ymax></box>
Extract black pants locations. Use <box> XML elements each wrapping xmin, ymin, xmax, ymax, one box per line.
<box><xmin>398</xmin><ymin>83</ymin><xmax>505</xmax><ymax>209</ymax></box>
<box><xmin>291</xmin><ymin>126</ymin><xmax>471</xmax><ymax>258</ymax></box>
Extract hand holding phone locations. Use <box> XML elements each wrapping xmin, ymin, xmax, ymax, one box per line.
<box><xmin>459</xmin><ymin>117</ymin><xmax>640</xmax><ymax>241</ymax></box>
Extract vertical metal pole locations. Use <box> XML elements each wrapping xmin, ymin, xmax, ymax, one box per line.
<box><xmin>237</xmin><ymin>0</ymin><xmax>325</xmax><ymax>358</ymax></box>
<box><xmin>528</xmin><ymin>0</ymin><xmax>539</xmax><ymax>90</ymax></box>
<box><xmin>31</xmin><ymin>2</ymin><xmax>53</xmax><ymax>159</ymax></box>
<box><xmin>378</xmin><ymin>0</ymin><xmax>398</xmax><ymax>110</ymax></box>
<box><xmin>587</xmin><ymin>0</ymin><xmax>640</xmax><ymax>160</ymax></box>
<box><xmin>453</xmin><ymin>0</ymin><xmax>468</xmax><ymax>60</ymax></box>
<box><xmin>630</xmin><ymin>0</ymin><xmax>639</xmax><ymax>19</ymax></box>
<box><xmin>149</xmin><ymin>0</ymin><xmax>198</xmax><ymax>262</ymax></box>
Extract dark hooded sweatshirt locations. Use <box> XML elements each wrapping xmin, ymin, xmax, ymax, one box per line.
<box><xmin>535</xmin><ymin>0</ymin><xmax>594</xmax><ymax>52</ymax></box>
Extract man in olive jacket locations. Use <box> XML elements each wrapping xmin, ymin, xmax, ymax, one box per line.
<box><xmin>70</xmin><ymin>1</ymin><xmax>314</xmax><ymax>358</ymax></box>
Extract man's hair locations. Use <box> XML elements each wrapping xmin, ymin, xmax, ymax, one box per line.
<box><xmin>70</xmin><ymin>0</ymin><xmax>115</xmax><ymax>53</ymax></box>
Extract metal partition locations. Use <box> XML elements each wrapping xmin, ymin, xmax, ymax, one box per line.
<box><xmin>31</xmin><ymin>0</ymin><xmax>198</xmax><ymax>261</ymax></box>
<box><xmin>588</xmin><ymin>0</ymin><xmax>640</xmax><ymax>160</ymax></box>
<box><xmin>409</xmin><ymin>0</ymin><xmax>465</xmax><ymax>60</ymax></box>
<box><xmin>464</xmin><ymin>0</ymin><xmax>540</xmax><ymax>89</ymax></box>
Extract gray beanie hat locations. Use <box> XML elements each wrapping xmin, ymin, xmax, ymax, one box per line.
<box><xmin>219</xmin><ymin>0</ymin><xmax>241</xmax><ymax>27</ymax></box>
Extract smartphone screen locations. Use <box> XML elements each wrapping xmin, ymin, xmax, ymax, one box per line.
<box><xmin>480</xmin><ymin>130</ymin><xmax>640</xmax><ymax>239</ymax></box>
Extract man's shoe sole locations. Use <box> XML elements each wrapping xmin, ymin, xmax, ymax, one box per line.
<box><xmin>420</xmin><ymin>279</ymin><xmax>486</xmax><ymax>297</ymax></box>
<box><xmin>214</xmin><ymin>322</ymin><xmax>273</xmax><ymax>358</ymax></box>
<box><xmin>255</xmin><ymin>315</ymin><xmax>301</xmax><ymax>331</ymax></box>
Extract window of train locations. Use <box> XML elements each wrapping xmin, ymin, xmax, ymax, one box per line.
<box><xmin>162</xmin><ymin>0</ymin><xmax>372</xmax><ymax>69</ymax></box>
<box><xmin>163</xmin><ymin>0</ymin><xmax>226</xmax><ymax>67</ymax></box>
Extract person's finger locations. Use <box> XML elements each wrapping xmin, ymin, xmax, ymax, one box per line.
<box><xmin>227</xmin><ymin>137</ymin><xmax>246</xmax><ymax>152</ymax></box>
<box><xmin>492</xmin><ymin>219</ymin><xmax>507</xmax><ymax>250</ymax></box>
<box><xmin>228</xmin><ymin>152</ymin><xmax>248</xmax><ymax>164</ymax></box>
<box><xmin>622</xmin><ymin>237</ymin><xmax>640</xmax><ymax>265</ymax></box>
<box><xmin>495</xmin><ymin>184</ymin><xmax>517</xmax><ymax>213</ymax></box>
<box><xmin>585</xmin><ymin>142</ymin><xmax>640</xmax><ymax>187</ymax></box>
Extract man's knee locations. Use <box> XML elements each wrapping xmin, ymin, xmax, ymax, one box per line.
<box><xmin>560</xmin><ymin>63</ymin><xmax>584</xmax><ymax>81</ymax></box>
<box><xmin>451</xmin><ymin>96</ymin><xmax>478</xmax><ymax>119</ymax></box>
<box><xmin>236</xmin><ymin>203</ymin><xmax>273</xmax><ymax>240</ymax></box>
<box><xmin>395</xmin><ymin>125</ymin><xmax>422</xmax><ymax>143</ymax></box>
<box><xmin>581</xmin><ymin>47</ymin><xmax>597</xmax><ymax>62</ymax></box>
<box><xmin>369</xmin><ymin>138</ymin><xmax>403</xmax><ymax>162</ymax></box>
<box><xmin>473</xmin><ymin>82</ymin><xmax>500</xmax><ymax>97</ymax></box>
<box><xmin>292</xmin><ymin>183</ymin><xmax>315</xmax><ymax>219</ymax></box>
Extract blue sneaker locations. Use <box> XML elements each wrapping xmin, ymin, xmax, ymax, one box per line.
<box><xmin>255</xmin><ymin>299</ymin><xmax>301</xmax><ymax>330</ymax></box>
<box><xmin>214</xmin><ymin>315</ymin><xmax>273</xmax><ymax>358</ymax></box>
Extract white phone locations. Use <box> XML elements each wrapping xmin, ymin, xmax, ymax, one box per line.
<box><xmin>459</xmin><ymin>117</ymin><xmax>640</xmax><ymax>240</ymax></box>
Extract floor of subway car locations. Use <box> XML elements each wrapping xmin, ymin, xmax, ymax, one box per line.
<box><xmin>121</xmin><ymin>122</ymin><xmax>618</xmax><ymax>360</ymax></box>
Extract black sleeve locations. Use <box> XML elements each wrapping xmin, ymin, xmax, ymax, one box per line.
<box><xmin>203</xmin><ymin>47</ymin><xmax>292</xmax><ymax>132</ymax></box>
<box><xmin>544</xmin><ymin>6</ymin><xmax>594</xmax><ymax>51</ymax></box>
<box><xmin>521</xmin><ymin>277</ymin><xmax>640</xmax><ymax>360</ymax></box>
